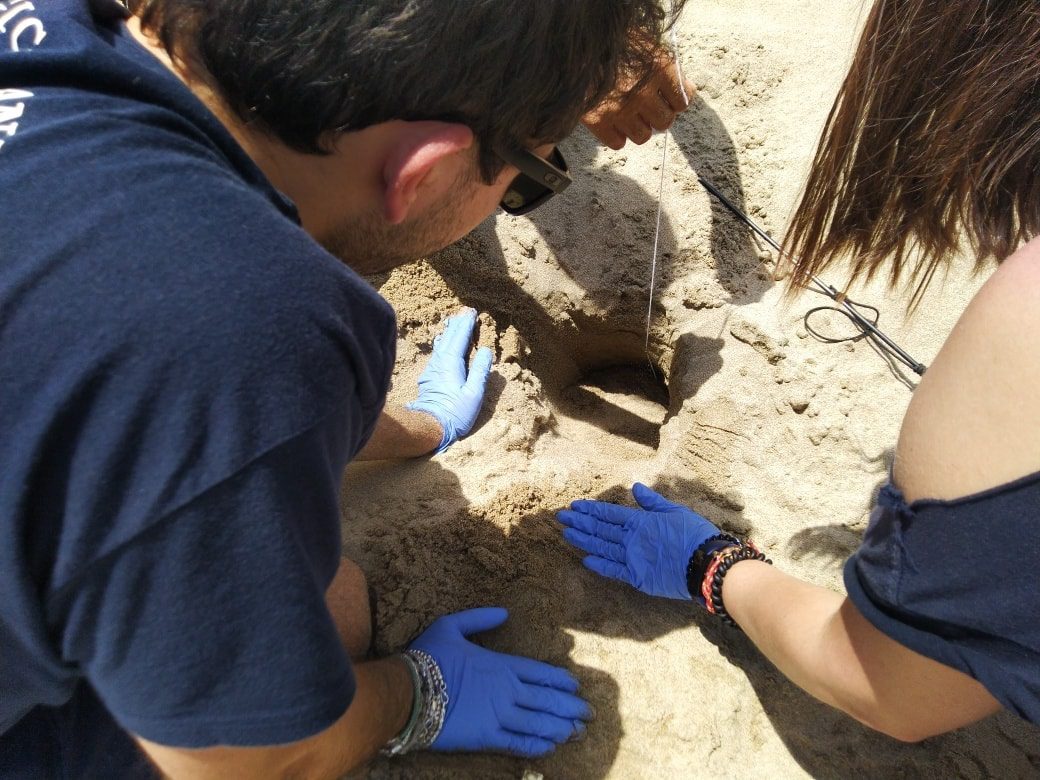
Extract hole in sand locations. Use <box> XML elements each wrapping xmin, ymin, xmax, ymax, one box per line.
<box><xmin>555</xmin><ymin>363</ymin><xmax>670</xmax><ymax>449</ymax></box>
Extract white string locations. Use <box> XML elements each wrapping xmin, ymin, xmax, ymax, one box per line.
<box><xmin>645</xmin><ymin>135</ymin><xmax>669</xmax><ymax>380</ymax></box>
<box><xmin>645</xmin><ymin>16</ymin><xmax>689</xmax><ymax>379</ymax></box>
<box><xmin>671</xmin><ymin>21</ymin><xmax>691</xmax><ymax>106</ymax></box>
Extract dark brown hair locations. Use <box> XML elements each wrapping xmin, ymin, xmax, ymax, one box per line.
<box><xmin>784</xmin><ymin>1</ymin><xmax>1040</xmax><ymax>304</ymax></box>
<box><xmin>127</xmin><ymin>0</ymin><xmax>682</xmax><ymax>182</ymax></box>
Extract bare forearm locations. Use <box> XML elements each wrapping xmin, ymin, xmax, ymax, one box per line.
<box><xmin>287</xmin><ymin>658</ymin><xmax>412</xmax><ymax>778</ymax></box>
<box><xmin>722</xmin><ymin>561</ymin><xmax>855</xmax><ymax>712</ymax></box>
<box><xmin>721</xmin><ymin>560</ymin><xmax>999</xmax><ymax>741</ymax></box>
<box><xmin>356</xmin><ymin>405</ymin><xmax>442</xmax><ymax>460</ymax></box>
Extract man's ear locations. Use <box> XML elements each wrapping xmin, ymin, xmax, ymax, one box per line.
<box><xmin>382</xmin><ymin>122</ymin><xmax>475</xmax><ymax>225</ymax></box>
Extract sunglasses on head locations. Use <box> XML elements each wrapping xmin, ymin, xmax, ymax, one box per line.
<box><xmin>496</xmin><ymin>145</ymin><xmax>571</xmax><ymax>215</ymax></box>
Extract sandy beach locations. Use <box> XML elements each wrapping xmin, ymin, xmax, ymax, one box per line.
<box><xmin>342</xmin><ymin>1</ymin><xmax>1040</xmax><ymax>776</ymax></box>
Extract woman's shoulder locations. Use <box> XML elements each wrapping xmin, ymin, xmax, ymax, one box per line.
<box><xmin>894</xmin><ymin>236</ymin><xmax>1040</xmax><ymax>502</ymax></box>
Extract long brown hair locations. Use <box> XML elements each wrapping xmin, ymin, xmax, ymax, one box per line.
<box><xmin>784</xmin><ymin>1</ymin><xmax>1040</xmax><ymax>305</ymax></box>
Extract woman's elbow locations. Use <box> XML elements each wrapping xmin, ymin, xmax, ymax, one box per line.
<box><xmin>857</xmin><ymin>713</ymin><xmax>937</xmax><ymax>744</ymax></box>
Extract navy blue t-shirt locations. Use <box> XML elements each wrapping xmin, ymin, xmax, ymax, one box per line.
<box><xmin>846</xmin><ymin>473</ymin><xmax>1040</xmax><ymax>723</ymax></box>
<box><xmin>0</xmin><ymin>0</ymin><xmax>395</xmax><ymax>770</ymax></box>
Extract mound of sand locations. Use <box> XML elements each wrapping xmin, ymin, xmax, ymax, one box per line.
<box><xmin>343</xmin><ymin>2</ymin><xmax>1040</xmax><ymax>776</ymax></box>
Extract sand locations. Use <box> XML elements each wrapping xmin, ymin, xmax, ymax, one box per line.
<box><xmin>341</xmin><ymin>1</ymin><xmax>1040</xmax><ymax>777</ymax></box>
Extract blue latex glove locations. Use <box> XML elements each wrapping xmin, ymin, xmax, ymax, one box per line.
<box><xmin>410</xmin><ymin>607</ymin><xmax>591</xmax><ymax>757</ymax></box>
<box><xmin>406</xmin><ymin>308</ymin><xmax>494</xmax><ymax>454</ymax></box>
<box><xmin>557</xmin><ymin>483</ymin><xmax>720</xmax><ymax>600</ymax></box>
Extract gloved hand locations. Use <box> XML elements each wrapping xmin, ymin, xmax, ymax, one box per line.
<box><xmin>406</xmin><ymin>308</ymin><xmax>494</xmax><ymax>454</ymax></box>
<box><xmin>410</xmin><ymin>607</ymin><xmax>591</xmax><ymax>757</ymax></box>
<box><xmin>557</xmin><ymin>483</ymin><xmax>720</xmax><ymax>600</ymax></box>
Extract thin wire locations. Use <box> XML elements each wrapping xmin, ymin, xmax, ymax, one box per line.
<box><xmin>803</xmin><ymin>300</ymin><xmax>879</xmax><ymax>344</ymax></box>
<box><xmin>671</xmin><ymin>22</ymin><xmax>691</xmax><ymax>106</ymax></box>
<box><xmin>645</xmin><ymin>133</ymin><xmax>669</xmax><ymax>380</ymax></box>
<box><xmin>696</xmin><ymin>174</ymin><xmax>927</xmax><ymax>376</ymax></box>
<box><xmin>645</xmin><ymin>14</ymin><xmax>690</xmax><ymax>379</ymax></box>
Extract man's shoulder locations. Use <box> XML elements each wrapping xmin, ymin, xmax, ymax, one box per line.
<box><xmin>0</xmin><ymin>162</ymin><xmax>396</xmax><ymax>596</ymax></box>
<box><xmin>3</xmin><ymin>82</ymin><xmax>395</xmax><ymax>395</ymax></box>
<box><xmin>0</xmin><ymin>118</ymin><xmax>396</xmax><ymax>545</ymax></box>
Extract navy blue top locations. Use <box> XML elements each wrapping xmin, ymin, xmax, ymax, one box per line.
<box><xmin>846</xmin><ymin>472</ymin><xmax>1040</xmax><ymax>723</ymax></box>
<box><xmin>0</xmin><ymin>0</ymin><xmax>395</xmax><ymax>764</ymax></box>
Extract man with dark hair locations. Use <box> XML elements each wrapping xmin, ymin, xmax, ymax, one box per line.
<box><xmin>0</xmin><ymin>0</ymin><xmax>689</xmax><ymax>776</ymax></box>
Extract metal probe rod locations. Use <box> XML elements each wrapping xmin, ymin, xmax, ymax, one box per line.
<box><xmin>697</xmin><ymin>175</ymin><xmax>926</xmax><ymax>376</ymax></box>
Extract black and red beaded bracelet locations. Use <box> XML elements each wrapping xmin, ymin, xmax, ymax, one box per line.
<box><xmin>686</xmin><ymin>535</ymin><xmax>771</xmax><ymax>627</ymax></box>
<box><xmin>706</xmin><ymin>543</ymin><xmax>770</xmax><ymax>625</ymax></box>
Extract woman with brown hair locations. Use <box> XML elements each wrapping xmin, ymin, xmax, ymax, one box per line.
<box><xmin>559</xmin><ymin>0</ymin><xmax>1039</xmax><ymax>741</ymax></box>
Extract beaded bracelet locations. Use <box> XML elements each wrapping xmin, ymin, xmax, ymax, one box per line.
<box><xmin>705</xmin><ymin>541</ymin><xmax>770</xmax><ymax>626</ymax></box>
<box><xmin>686</xmin><ymin>535</ymin><xmax>771</xmax><ymax>628</ymax></box>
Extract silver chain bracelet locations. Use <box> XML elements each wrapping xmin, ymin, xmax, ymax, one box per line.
<box><xmin>381</xmin><ymin>649</ymin><xmax>449</xmax><ymax>756</ymax></box>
